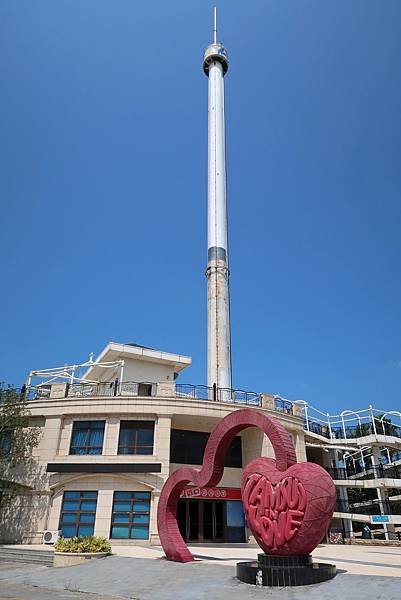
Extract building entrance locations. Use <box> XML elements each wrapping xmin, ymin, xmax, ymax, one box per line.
<box><xmin>177</xmin><ymin>499</ymin><xmax>245</xmax><ymax>543</ymax></box>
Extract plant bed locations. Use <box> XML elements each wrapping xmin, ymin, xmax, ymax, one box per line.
<box><xmin>344</xmin><ymin>538</ymin><xmax>401</xmax><ymax>547</ymax></box>
<box><xmin>54</xmin><ymin>536</ymin><xmax>111</xmax><ymax>568</ymax></box>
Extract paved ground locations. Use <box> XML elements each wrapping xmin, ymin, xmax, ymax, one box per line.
<box><xmin>0</xmin><ymin>545</ymin><xmax>400</xmax><ymax>599</ymax></box>
<box><xmin>109</xmin><ymin>542</ymin><xmax>401</xmax><ymax>577</ymax></box>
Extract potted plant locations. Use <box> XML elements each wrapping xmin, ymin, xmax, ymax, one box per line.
<box><xmin>54</xmin><ymin>535</ymin><xmax>111</xmax><ymax>567</ymax></box>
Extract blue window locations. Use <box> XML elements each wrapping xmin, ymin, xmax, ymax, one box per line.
<box><xmin>118</xmin><ymin>421</ymin><xmax>154</xmax><ymax>455</ymax></box>
<box><xmin>59</xmin><ymin>491</ymin><xmax>98</xmax><ymax>537</ymax></box>
<box><xmin>70</xmin><ymin>421</ymin><xmax>105</xmax><ymax>455</ymax></box>
<box><xmin>110</xmin><ymin>491</ymin><xmax>151</xmax><ymax>539</ymax></box>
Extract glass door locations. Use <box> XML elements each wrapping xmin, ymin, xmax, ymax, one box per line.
<box><xmin>202</xmin><ymin>501</ymin><xmax>224</xmax><ymax>542</ymax></box>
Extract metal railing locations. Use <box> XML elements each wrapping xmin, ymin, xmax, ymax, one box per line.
<box><xmin>274</xmin><ymin>397</ymin><xmax>294</xmax><ymax>414</ymax></box>
<box><xmin>175</xmin><ymin>384</ymin><xmax>261</xmax><ymax>406</ymax></box>
<box><xmin>304</xmin><ymin>411</ymin><xmax>401</xmax><ymax>441</ymax></box>
<box><xmin>335</xmin><ymin>499</ymin><xmax>394</xmax><ymax>515</ymax></box>
<box><xmin>325</xmin><ymin>464</ymin><xmax>401</xmax><ymax>481</ymax></box>
<box><xmin>26</xmin><ymin>381</ymin><xmax>262</xmax><ymax>407</ymax></box>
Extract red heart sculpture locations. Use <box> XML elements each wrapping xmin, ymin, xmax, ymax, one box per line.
<box><xmin>157</xmin><ymin>408</ymin><xmax>335</xmax><ymax>562</ymax></box>
<box><xmin>242</xmin><ymin>457</ymin><xmax>335</xmax><ymax>556</ymax></box>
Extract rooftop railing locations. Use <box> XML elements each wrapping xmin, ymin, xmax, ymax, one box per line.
<box><xmin>301</xmin><ymin>404</ymin><xmax>401</xmax><ymax>441</ymax></box>
<box><xmin>22</xmin><ymin>384</ymin><xmax>401</xmax><ymax>438</ymax></box>
<box><xmin>175</xmin><ymin>384</ymin><xmax>261</xmax><ymax>406</ymax></box>
<box><xmin>25</xmin><ymin>381</ymin><xmax>263</xmax><ymax>408</ymax></box>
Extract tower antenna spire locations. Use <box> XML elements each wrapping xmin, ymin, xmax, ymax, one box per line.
<box><xmin>213</xmin><ymin>6</ymin><xmax>217</xmax><ymax>44</ymax></box>
<box><xmin>203</xmin><ymin>9</ymin><xmax>231</xmax><ymax>392</ymax></box>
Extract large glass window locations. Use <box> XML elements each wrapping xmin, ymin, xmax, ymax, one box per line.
<box><xmin>118</xmin><ymin>421</ymin><xmax>154</xmax><ymax>455</ymax></box>
<box><xmin>110</xmin><ymin>491</ymin><xmax>151</xmax><ymax>539</ymax></box>
<box><xmin>69</xmin><ymin>421</ymin><xmax>105</xmax><ymax>455</ymax></box>
<box><xmin>59</xmin><ymin>491</ymin><xmax>98</xmax><ymax>537</ymax></box>
<box><xmin>170</xmin><ymin>430</ymin><xmax>242</xmax><ymax>467</ymax></box>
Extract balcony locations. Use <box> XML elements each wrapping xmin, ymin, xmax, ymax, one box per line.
<box><xmin>335</xmin><ymin>498</ymin><xmax>401</xmax><ymax>516</ymax></box>
<box><xmin>305</xmin><ymin>419</ymin><xmax>401</xmax><ymax>441</ymax></box>
<box><xmin>23</xmin><ymin>382</ymin><xmax>300</xmax><ymax>416</ymax></box>
<box><xmin>325</xmin><ymin>465</ymin><xmax>401</xmax><ymax>481</ymax></box>
<box><xmin>25</xmin><ymin>381</ymin><xmax>265</xmax><ymax>409</ymax></box>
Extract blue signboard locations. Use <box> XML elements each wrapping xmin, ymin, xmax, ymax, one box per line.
<box><xmin>370</xmin><ymin>515</ymin><xmax>390</xmax><ymax>524</ymax></box>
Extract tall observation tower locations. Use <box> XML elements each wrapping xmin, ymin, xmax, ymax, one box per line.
<box><xmin>203</xmin><ymin>9</ymin><xmax>232</xmax><ymax>392</ymax></box>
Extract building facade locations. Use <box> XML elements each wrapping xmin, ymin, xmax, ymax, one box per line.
<box><xmin>1</xmin><ymin>341</ymin><xmax>400</xmax><ymax>545</ymax></box>
<box><xmin>302</xmin><ymin>404</ymin><xmax>401</xmax><ymax>541</ymax></box>
<box><xmin>0</xmin><ymin>342</ymin><xmax>306</xmax><ymax>545</ymax></box>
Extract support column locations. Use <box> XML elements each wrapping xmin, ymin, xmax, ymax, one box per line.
<box><xmin>150</xmin><ymin>415</ymin><xmax>172</xmax><ymax>545</ymax></box>
<box><xmin>371</xmin><ymin>446</ymin><xmax>396</xmax><ymax>540</ymax></box>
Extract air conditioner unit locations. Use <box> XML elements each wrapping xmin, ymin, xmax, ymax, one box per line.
<box><xmin>43</xmin><ymin>530</ymin><xmax>61</xmax><ymax>545</ymax></box>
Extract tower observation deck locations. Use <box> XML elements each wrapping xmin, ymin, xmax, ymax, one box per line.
<box><xmin>203</xmin><ymin>8</ymin><xmax>231</xmax><ymax>391</ymax></box>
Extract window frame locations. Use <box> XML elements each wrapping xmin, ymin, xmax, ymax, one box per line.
<box><xmin>117</xmin><ymin>420</ymin><xmax>155</xmax><ymax>455</ymax></box>
<box><xmin>110</xmin><ymin>491</ymin><xmax>151</xmax><ymax>540</ymax></box>
<box><xmin>59</xmin><ymin>490</ymin><xmax>98</xmax><ymax>538</ymax></box>
<box><xmin>69</xmin><ymin>420</ymin><xmax>105</xmax><ymax>455</ymax></box>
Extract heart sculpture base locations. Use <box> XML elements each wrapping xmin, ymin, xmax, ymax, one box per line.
<box><xmin>236</xmin><ymin>554</ymin><xmax>336</xmax><ymax>587</ymax></box>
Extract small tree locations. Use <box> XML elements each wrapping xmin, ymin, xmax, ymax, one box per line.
<box><xmin>374</xmin><ymin>414</ymin><xmax>395</xmax><ymax>436</ymax></box>
<box><xmin>0</xmin><ymin>383</ymin><xmax>41</xmax><ymax>510</ymax></box>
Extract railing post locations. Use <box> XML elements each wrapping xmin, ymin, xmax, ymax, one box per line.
<box><xmin>341</xmin><ymin>414</ymin><xmax>347</xmax><ymax>439</ymax></box>
<box><xmin>304</xmin><ymin>405</ymin><xmax>310</xmax><ymax>431</ymax></box>
<box><xmin>370</xmin><ymin>405</ymin><xmax>377</xmax><ymax>435</ymax></box>
<box><xmin>213</xmin><ymin>383</ymin><xmax>217</xmax><ymax>401</ymax></box>
<box><xmin>327</xmin><ymin>413</ymin><xmax>333</xmax><ymax>439</ymax></box>
<box><xmin>360</xmin><ymin>449</ymin><xmax>366</xmax><ymax>472</ymax></box>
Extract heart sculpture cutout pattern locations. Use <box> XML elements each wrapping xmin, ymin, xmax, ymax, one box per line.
<box><xmin>157</xmin><ymin>408</ymin><xmax>336</xmax><ymax>562</ymax></box>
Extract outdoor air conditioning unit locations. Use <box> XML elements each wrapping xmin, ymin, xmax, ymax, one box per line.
<box><xmin>43</xmin><ymin>530</ymin><xmax>61</xmax><ymax>545</ymax></box>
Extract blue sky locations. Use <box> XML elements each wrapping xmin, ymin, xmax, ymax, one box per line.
<box><xmin>1</xmin><ymin>1</ymin><xmax>400</xmax><ymax>414</ymax></box>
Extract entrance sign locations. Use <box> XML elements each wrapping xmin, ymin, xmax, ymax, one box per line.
<box><xmin>180</xmin><ymin>486</ymin><xmax>241</xmax><ymax>500</ymax></box>
<box><xmin>370</xmin><ymin>515</ymin><xmax>390</xmax><ymax>524</ymax></box>
<box><xmin>157</xmin><ymin>408</ymin><xmax>336</xmax><ymax>563</ymax></box>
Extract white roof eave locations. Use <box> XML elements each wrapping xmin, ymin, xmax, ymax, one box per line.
<box><xmin>83</xmin><ymin>342</ymin><xmax>192</xmax><ymax>381</ymax></box>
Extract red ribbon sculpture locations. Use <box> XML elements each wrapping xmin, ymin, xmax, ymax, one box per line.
<box><xmin>157</xmin><ymin>409</ymin><xmax>335</xmax><ymax>562</ymax></box>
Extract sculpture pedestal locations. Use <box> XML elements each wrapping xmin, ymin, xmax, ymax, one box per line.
<box><xmin>236</xmin><ymin>554</ymin><xmax>336</xmax><ymax>587</ymax></box>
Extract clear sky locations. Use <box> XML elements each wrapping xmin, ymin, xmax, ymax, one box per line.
<box><xmin>1</xmin><ymin>1</ymin><xmax>400</xmax><ymax>414</ymax></box>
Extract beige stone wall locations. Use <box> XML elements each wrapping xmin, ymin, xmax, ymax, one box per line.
<box><xmin>0</xmin><ymin>491</ymin><xmax>50</xmax><ymax>544</ymax></box>
<box><xmin>46</xmin><ymin>475</ymin><xmax>157</xmax><ymax>541</ymax></box>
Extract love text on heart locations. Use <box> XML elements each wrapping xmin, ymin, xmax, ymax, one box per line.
<box><xmin>243</xmin><ymin>474</ymin><xmax>306</xmax><ymax>550</ymax></box>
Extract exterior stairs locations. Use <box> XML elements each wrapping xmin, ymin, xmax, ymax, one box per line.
<box><xmin>0</xmin><ymin>545</ymin><xmax>54</xmax><ymax>566</ymax></box>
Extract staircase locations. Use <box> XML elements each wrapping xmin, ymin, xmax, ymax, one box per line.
<box><xmin>0</xmin><ymin>546</ymin><xmax>54</xmax><ymax>566</ymax></box>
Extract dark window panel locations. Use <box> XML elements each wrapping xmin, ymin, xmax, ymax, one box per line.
<box><xmin>118</xmin><ymin>421</ymin><xmax>155</xmax><ymax>455</ymax></box>
<box><xmin>170</xmin><ymin>429</ymin><xmax>242</xmax><ymax>467</ymax></box>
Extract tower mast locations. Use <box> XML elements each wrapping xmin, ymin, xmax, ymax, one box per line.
<box><xmin>203</xmin><ymin>8</ymin><xmax>232</xmax><ymax>392</ymax></box>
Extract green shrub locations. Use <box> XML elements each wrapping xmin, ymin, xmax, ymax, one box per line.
<box><xmin>55</xmin><ymin>535</ymin><xmax>111</xmax><ymax>554</ymax></box>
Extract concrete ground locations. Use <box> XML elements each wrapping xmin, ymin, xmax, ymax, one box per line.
<box><xmin>111</xmin><ymin>542</ymin><xmax>401</xmax><ymax>578</ymax></box>
<box><xmin>0</xmin><ymin>544</ymin><xmax>400</xmax><ymax>599</ymax></box>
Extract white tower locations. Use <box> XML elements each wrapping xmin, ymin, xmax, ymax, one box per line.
<box><xmin>203</xmin><ymin>8</ymin><xmax>232</xmax><ymax>392</ymax></box>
